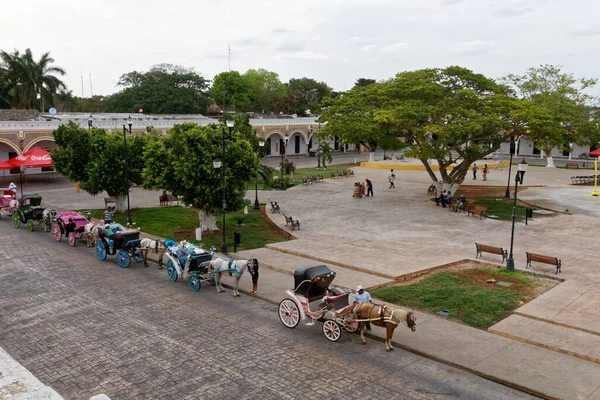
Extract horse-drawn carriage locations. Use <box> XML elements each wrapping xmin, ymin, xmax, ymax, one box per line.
<box><xmin>52</xmin><ymin>211</ymin><xmax>93</xmax><ymax>246</ymax></box>
<box><xmin>279</xmin><ymin>265</ymin><xmax>417</xmax><ymax>349</ymax></box>
<box><xmin>95</xmin><ymin>223</ymin><xmax>143</xmax><ymax>268</ymax></box>
<box><xmin>11</xmin><ymin>194</ymin><xmax>52</xmax><ymax>231</ymax></box>
<box><xmin>0</xmin><ymin>187</ymin><xmax>17</xmax><ymax>219</ymax></box>
<box><xmin>164</xmin><ymin>239</ymin><xmax>217</xmax><ymax>291</ymax></box>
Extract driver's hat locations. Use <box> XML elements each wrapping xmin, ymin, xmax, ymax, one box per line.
<box><xmin>356</xmin><ymin>285</ymin><xmax>364</xmax><ymax>292</ymax></box>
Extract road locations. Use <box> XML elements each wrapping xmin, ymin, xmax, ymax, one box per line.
<box><xmin>0</xmin><ymin>222</ymin><xmax>537</xmax><ymax>400</ymax></box>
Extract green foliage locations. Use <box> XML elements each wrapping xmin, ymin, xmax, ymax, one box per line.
<box><xmin>103</xmin><ymin>64</ymin><xmax>211</xmax><ymax>114</ymax></box>
<box><xmin>353</xmin><ymin>78</ymin><xmax>376</xmax><ymax>88</ymax></box>
<box><xmin>372</xmin><ymin>271</ymin><xmax>528</xmax><ymax>328</ymax></box>
<box><xmin>52</xmin><ymin>123</ymin><xmax>149</xmax><ymax>197</ymax></box>
<box><xmin>317</xmin><ymin>141</ymin><xmax>333</xmax><ymax>168</ymax></box>
<box><xmin>279</xmin><ymin>77</ymin><xmax>333</xmax><ymax>116</ymax></box>
<box><xmin>142</xmin><ymin>123</ymin><xmax>258</xmax><ymax>215</ymax></box>
<box><xmin>211</xmin><ymin>70</ymin><xmax>253</xmax><ymax>111</ymax></box>
<box><xmin>243</xmin><ymin>68</ymin><xmax>285</xmax><ymax>113</ymax></box>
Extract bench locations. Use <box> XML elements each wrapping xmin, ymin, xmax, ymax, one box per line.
<box><xmin>571</xmin><ymin>176</ymin><xmax>596</xmax><ymax>185</ymax></box>
<box><xmin>526</xmin><ymin>252</ymin><xmax>562</xmax><ymax>274</ymax></box>
<box><xmin>159</xmin><ymin>192</ymin><xmax>179</xmax><ymax>206</ymax></box>
<box><xmin>104</xmin><ymin>197</ymin><xmax>116</xmax><ymax>208</ymax></box>
<box><xmin>330</xmin><ymin>170</ymin><xmax>339</xmax><ymax>179</ymax></box>
<box><xmin>268</xmin><ymin>199</ymin><xmax>280</xmax><ymax>213</ymax></box>
<box><xmin>344</xmin><ymin>168</ymin><xmax>355</xmax><ymax>177</ymax></box>
<box><xmin>467</xmin><ymin>204</ymin><xmax>488</xmax><ymax>219</ymax></box>
<box><xmin>312</xmin><ymin>173</ymin><xmax>324</xmax><ymax>182</ymax></box>
<box><xmin>475</xmin><ymin>243</ymin><xmax>507</xmax><ymax>263</ymax></box>
<box><xmin>301</xmin><ymin>176</ymin><xmax>311</xmax><ymax>185</ymax></box>
<box><xmin>283</xmin><ymin>214</ymin><xmax>300</xmax><ymax>230</ymax></box>
<box><xmin>566</xmin><ymin>162</ymin><xmax>579</xmax><ymax>169</ymax></box>
<box><xmin>339</xmin><ymin>170</ymin><xmax>348</xmax><ymax>178</ymax></box>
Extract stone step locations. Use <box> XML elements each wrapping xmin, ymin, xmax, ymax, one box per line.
<box><xmin>235</xmin><ymin>247</ymin><xmax>392</xmax><ymax>291</ymax></box>
<box><xmin>489</xmin><ymin>314</ymin><xmax>600</xmax><ymax>364</ymax></box>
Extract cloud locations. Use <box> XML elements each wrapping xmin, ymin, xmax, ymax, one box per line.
<box><xmin>275</xmin><ymin>40</ymin><xmax>305</xmax><ymax>52</ymax></box>
<box><xmin>441</xmin><ymin>0</ymin><xmax>463</xmax><ymax>5</ymax></box>
<box><xmin>495</xmin><ymin>7</ymin><xmax>532</xmax><ymax>17</ymax></box>
<box><xmin>381</xmin><ymin>42</ymin><xmax>408</xmax><ymax>52</ymax></box>
<box><xmin>272</xmin><ymin>51</ymin><xmax>331</xmax><ymax>61</ymax></box>
<box><xmin>271</xmin><ymin>27</ymin><xmax>291</xmax><ymax>34</ymax></box>
<box><xmin>570</xmin><ymin>26</ymin><xmax>600</xmax><ymax>37</ymax></box>
<box><xmin>233</xmin><ymin>37</ymin><xmax>265</xmax><ymax>46</ymax></box>
<box><xmin>346</xmin><ymin>36</ymin><xmax>377</xmax><ymax>46</ymax></box>
<box><xmin>455</xmin><ymin>40</ymin><xmax>495</xmax><ymax>55</ymax></box>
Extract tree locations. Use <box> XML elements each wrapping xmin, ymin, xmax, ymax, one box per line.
<box><xmin>104</xmin><ymin>64</ymin><xmax>211</xmax><ymax>114</ymax></box>
<box><xmin>210</xmin><ymin>71</ymin><xmax>252</xmax><ymax>112</ymax></box>
<box><xmin>142</xmin><ymin>123</ymin><xmax>257</xmax><ymax>231</ymax></box>
<box><xmin>279</xmin><ymin>78</ymin><xmax>333</xmax><ymax>116</ymax></box>
<box><xmin>353</xmin><ymin>78</ymin><xmax>376</xmax><ymax>88</ymax></box>
<box><xmin>52</xmin><ymin>122</ymin><xmax>149</xmax><ymax>210</ymax></box>
<box><xmin>243</xmin><ymin>68</ymin><xmax>285</xmax><ymax>113</ymax></box>
<box><xmin>504</xmin><ymin>65</ymin><xmax>598</xmax><ymax>167</ymax></box>
<box><xmin>317</xmin><ymin>141</ymin><xmax>333</xmax><ymax>169</ymax></box>
<box><xmin>320</xmin><ymin>66</ymin><xmax>518</xmax><ymax>190</ymax></box>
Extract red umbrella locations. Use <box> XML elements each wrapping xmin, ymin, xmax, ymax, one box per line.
<box><xmin>589</xmin><ymin>148</ymin><xmax>600</xmax><ymax>157</ymax></box>
<box><xmin>7</xmin><ymin>147</ymin><xmax>53</xmax><ymax>168</ymax></box>
<box><xmin>0</xmin><ymin>160</ymin><xmax>13</xmax><ymax>170</ymax></box>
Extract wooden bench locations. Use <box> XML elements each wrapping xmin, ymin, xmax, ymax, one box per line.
<box><xmin>467</xmin><ymin>204</ymin><xmax>488</xmax><ymax>219</ymax></box>
<box><xmin>566</xmin><ymin>162</ymin><xmax>579</xmax><ymax>169</ymax></box>
<box><xmin>312</xmin><ymin>173</ymin><xmax>324</xmax><ymax>182</ymax></box>
<box><xmin>344</xmin><ymin>168</ymin><xmax>355</xmax><ymax>177</ymax></box>
<box><xmin>330</xmin><ymin>170</ymin><xmax>339</xmax><ymax>179</ymax></box>
<box><xmin>475</xmin><ymin>243</ymin><xmax>507</xmax><ymax>263</ymax></box>
<box><xmin>283</xmin><ymin>214</ymin><xmax>300</xmax><ymax>230</ymax></box>
<box><xmin>340</xmin><ymin>170</ymin><xmax>348</xmax><ymax>178</ymax></box>
<box><xmin>104</xmin><ymin>197</ymin><xmax>116</xmax><ymax>208</ymax></box>
<box><xmin>301</xmin><ymin>176</ymin><xmax>311</xmax><ymax>185</ymax></box>
<box><xmin>526</xmin><ymin>252</ymin><xmax>562</xmax><ymax>274</ymax></box>
<box><xmin>268</xmin><ymin>199</ymin><xmax>280</xmax><ymax>213</ymax></box>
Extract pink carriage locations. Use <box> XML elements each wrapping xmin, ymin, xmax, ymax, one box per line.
<box><xmin>51</xmin><ymin>211</ymin><xmax>93</xmax><ymax>246</ymax></box>
<box><xmin>0</xmin><ymin>187</ymin><xmax>18</xmax><ymax>219</ymax></box>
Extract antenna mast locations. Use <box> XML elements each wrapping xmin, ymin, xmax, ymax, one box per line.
<box><xmin>89</xmin><ymin>73</ymin><xmax>93</xmax><ymax>97</ymax></box>
<box><xmin>80</xmin><ymin>63</ymin><xmax>85</xmax><ymax>98</ymax></box>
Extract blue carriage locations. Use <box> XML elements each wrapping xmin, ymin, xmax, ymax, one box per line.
<box><xmin>95</xmin><ymin>223</ymin><xmax>143</xmax><ymax>268</ymax></box>
<box><xmin>164</xmin><ymin>239</ymin><xmax>218</xmax><ymax>292</ymax></box>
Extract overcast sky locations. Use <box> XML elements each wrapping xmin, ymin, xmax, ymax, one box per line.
<box><xmin>2</xmin><ymin>0</ymin><xmax>600</xmax><ymax>97</ymax></box>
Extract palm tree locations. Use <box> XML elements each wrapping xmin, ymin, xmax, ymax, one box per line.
<box><xmin>318</xmin><ymin>141</ymin><xmax>333</xmax><ymax>169</ymax></box>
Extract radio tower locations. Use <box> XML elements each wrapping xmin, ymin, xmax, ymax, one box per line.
<box><xmin>228</xmin><ymin>42</ymin><xmax>231</xmax><ymax>71</ymax></box>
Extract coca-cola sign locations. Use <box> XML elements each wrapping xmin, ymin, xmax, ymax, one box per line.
<box><xmin>31</xmin><ymin>155</ymin><xmax>51</xmax><ymax>161</ymax></box>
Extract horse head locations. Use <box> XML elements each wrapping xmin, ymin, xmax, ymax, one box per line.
<box><xmin>407</xmin><ymin>311</ymin><xmax>417</xmax><ymax>332</ymax></box>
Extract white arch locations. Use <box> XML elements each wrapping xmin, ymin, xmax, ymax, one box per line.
<box><xmin>0</xmin><ymin>138</ymin><xmax>21</xmax><ymax>155</ymax></box>
<box><xmin>24</xmin><ymin>136</ymin><xmax>55</xmax><ymax>152</ymax></box>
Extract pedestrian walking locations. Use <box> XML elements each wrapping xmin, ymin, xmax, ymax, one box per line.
<box><xmin>389</xmin><ymin>169</ymin><xmax>396</xmax><ymax>188</ymax></box>
<box><xmin>249</xmin><ymin>258</ymin><xmax>259</xmax><ymax>294</ymax></box>
<box><xmin>472</xmin><ymin>163</ymin><xmax>478</xmax><ymax>180</ymax></box>
<box><xmin>483</xmin><ymin>164</ymin><xmax>489</xmax><ymax>181</ymax></box>
<box><xmin>365</xmin><ymin>178</ymin><xmax>374</xmax><ymax>197</ymax></box>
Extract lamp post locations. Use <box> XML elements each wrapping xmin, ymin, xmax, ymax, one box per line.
<box><xmin>506</xmin><ymin>158</ymin><xmax>528</xmax><ymax>272</ymax></box>
<box><xmin>217</xmin><ymin>119</ymin><xmax>234</xmax><ymax>254</ymax></box>
<box><xmin>88</xmin><ymin>115</ymin><xmax>93</xmax><ymax>130</ymax></box>
<box><xmin>254</xmin><ymin>139</ymin><xmax>265</xmax><ymax>210</ymax></box>
<box><xmin>122</xmin><ymin>116</ymin><xmax>133</xmax><ymax>224</ymax></box>
<box><xmin>504</xmin><ymin>136</ymin><xmax>515</xmax><ymax>198</ymax></box>
<box><xmin>280</xmin><ymin>132</ymin><xmax>289</xmax><ymax>190</ymax></box>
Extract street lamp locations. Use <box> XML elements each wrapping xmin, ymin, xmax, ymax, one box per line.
<box><xmin>254</xmin><ymin>139</ymin><xmax>265</xmax><ymax>210</ymax></box>
<box><xmin>88</xmin><ymin>115</ymin><xmax>93</xmax><ymax>130</ymax></box>
<box><xmin>505</xmin><ymin>136</ymin><xmax>516</xmax><ymax>198</ymax></box>
<box><xmin>280</xmin><ymin>132</ymin><xmax>289</xmax><ymax>190</ymax></box>
<box><xmin>217</xmin><ymin>119</ymin><xmax>235</xmax><ymax>254</ymax></box>
<box><xmin>122</xmin><ymin>116</ymin><xmax>133</xmax><ymax>224</ymax></box>
<box><xmin>506</xmin><ymin>158</ymin><xmax>529</xmax><ymax>272</ymax></box>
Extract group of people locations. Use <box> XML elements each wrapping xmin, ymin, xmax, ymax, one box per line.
<box><xmin>357</xmin><ymin>169</ymin><xmax>396</xmax><ymax>198</ymax></box>
<box><xmin>432</xmin><ymin>187</ymin><xmax>467</xmax><ymax>211</ymax></box>
<box><xmin>472</xmin><ymin>163</ymin><xmax>489</xmax><ymax>181</ymax></box>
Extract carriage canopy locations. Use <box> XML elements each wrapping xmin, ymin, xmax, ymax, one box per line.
<box><xmin>293</xmin><ymin>265</ymin><xmax>336</xmax><ymax>300</ymax></box>
<box><xmin>19</xmin><ymin>194</ymin><xmax>42</xmax><ymax>209</ymax></box>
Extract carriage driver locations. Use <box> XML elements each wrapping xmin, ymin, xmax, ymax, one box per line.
<box><xmin>354</xmin><ymin>285</ymin><xmax>372</xmax><ymax>331</ymax></box>
<box><xmin>102</xmin><ymin>224</ymin><xmax>124</xmax><ymax>248</ymax></box>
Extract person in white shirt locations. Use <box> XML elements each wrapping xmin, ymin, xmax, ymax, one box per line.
<box><xmin>388</xmin><ymin>169</ymin><xmax>396</xmax><ymax>188</ymax></box>
<box><xmin>354</xmin><ymin>285</ymin><xmax>372</xmax><ymax>331</ymax></box>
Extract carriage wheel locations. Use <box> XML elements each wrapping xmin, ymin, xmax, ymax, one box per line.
<box><xmin>166</xmin><ymin>260</ymin><xmax>178</xmax><ymax>282</ymax></box>
<box><xmin>132</xmin><ymin>249</ymin><xmax>144</xmax><ymax>263</ymax></box>
<box><xmin>27</xmin><ymin>219</ymin><xmax>35</xmax><ymax>231</ymax></box>
<box><xmin>12</xmin><ymin>213</ymin><xmax>20</xmax><ymax>228</ymax></box>
<box><xmin>116</xmin><ymin>250</ymin><xmax>131</xmax><ymax>268</ymax></box>
<box><xmin>188</xmin><ymin>275</ymin><xmax>201</xmax><ymax>292</ymax></box>
<box><xmin>343</xmin><ymin>320</ymin><xmax>359</xmax><ymax>333</ymax></box>
<box><xmin>96</xmin><ymin>242</ymin><xmax>107</xmax><ymax>261</ymax></box>
<box><xmin>52</xmin><ymin>223</ymin><xmax>62</xmax><ymax>241</ymax></box>
<box><xmin>323</xmin><ymin>320</ymin><xmax>342</xmax><ymax>342</ymax></box>
<box><xmin>278</xmin><ymin>299</ymin><xmax>300</xmax><ymax>328</ymax></box>
<box><xmin>68</xmin><ymin>232</ymin><xmax>76</xmax><ymax>247</ymax></box>
<box><xmin>209</xmin><ymin>278</ymin><xmax>216</xmax><ymax>286</ymax></box>
<box><xmin>75</xmin><ymin>231</ymin><xmax>83</xmax><ymax>240</ymax></box>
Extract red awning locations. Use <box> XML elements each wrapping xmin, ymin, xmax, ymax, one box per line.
<box><xmin>0</xmin><ymin>160</ymin><xmax>13</xmax><ymax>170</ymax></box>
<box><xmin>7</xmin><ymin>148</ymin><xmax>53</xmax><ymax>168</ymax></box>
<box><xmin>589</xmin><ymin>148</ymin><xmax>600</xmax><ymax>157</ymax></box>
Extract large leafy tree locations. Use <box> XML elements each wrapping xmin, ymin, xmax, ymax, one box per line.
<box><xmin>353</xmin><ymin>78</ymin><xmax>376</xmax><ymax>88</ymax></box>
<box><xmin>320</xmin><ymin>66</ymin><xmax>518</xmax><ymax>189</ymax></box>
<box><xmin>52</xmin><ymin>122</ymin><xmax>148</xmax><ymax>210</ymax></box>
<box><xmin>243</xmin><ymin>68</ymin><xmax>285</xmax><ymax>113</ymax></box>
<box><xmin>142</xmin><ymin>123</ymin><xmax>257</xmax><ymax>231</ymax></box>
<box><xmin>279</xmin><ymin>78</ymin><xmax>333</xmax><ymax>116</ymax></box>
<box><xmin>210</xmin><ymin>71</ymin><xmax>253</xmax><ymax>112</ymax></box>
<box><xmin>504</xmin><ymin>64</ymin><xmax>598</xmax><ymax>167</ymax></box>
<box><xmin>103</xmin><ymin>64</ymin><xmax>211</xmax><ymax>114</ymax></box>
<box><xmin>0</xmin><ymin>48</ymin><xmax>66</xmax><ymax>111</ymax></box>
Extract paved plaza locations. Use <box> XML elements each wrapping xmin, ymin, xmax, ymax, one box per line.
<box><xmin>3</xmin><ymin>157</ymin><xmax>600</xmax><ymax>399</ymax></box>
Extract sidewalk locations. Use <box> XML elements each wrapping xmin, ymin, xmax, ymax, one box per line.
<box><xmin>210</xmin><ymin>262</ymin><xmax>600</xmax><ymax>400</ymax></box>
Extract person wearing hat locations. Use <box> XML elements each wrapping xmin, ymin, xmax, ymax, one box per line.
<box><xmin>354</xmin><ymin>285</ymin><xmax>372</xmax><ymax>331</ymax></box>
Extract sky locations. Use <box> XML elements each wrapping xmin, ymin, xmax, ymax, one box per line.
<box><xmin>2</xmin><ymin>0</ymin><xmax>600</xmax><ymax>97</ymax></box>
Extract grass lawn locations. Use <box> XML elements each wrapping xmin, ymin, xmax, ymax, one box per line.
<box><xmin>454</xmin><ymin>186</ymin><xmax>535</xmax><ymax>222</ymax></box>
<box><xmin>294</xmin><ymin>163</ymin><xmax>357</xmax><ymax>178</ymax></box>
<box><xmin>372</xmin><ymin>268</ymin><xmax>536</xmax><ymax>328</ymax></box>
<box><xmin>86</xmin><ymin>205</ymin><xmax>288</xmax><ymax>252</ymax></box>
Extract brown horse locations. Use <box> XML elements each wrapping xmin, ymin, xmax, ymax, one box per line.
<box><xmin>351</xmin><ymin>302</ymin><xmax>417</xmax><ymax>351</ymax></box>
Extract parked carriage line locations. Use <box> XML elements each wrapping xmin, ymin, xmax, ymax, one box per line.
<box><xmin>1</xmin><ymin>188</ymin><xmax>418</xmax><ymax>348</ymax></box>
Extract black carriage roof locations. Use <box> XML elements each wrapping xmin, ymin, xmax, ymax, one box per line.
<box><xmin>293</xmin><ymin>265</ymin><xmax>336</xmax><ymax>299</ymax></box>
<box><xmin>20</xmin><ymin>194</ymin><xmax>41</xmax><ymax>200</ymax></box>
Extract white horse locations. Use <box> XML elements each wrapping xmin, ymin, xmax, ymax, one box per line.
<box><xmin>83</xmin><ymin>221</ymin><xmax>103</xmax><ymax>247</ymax></box>
<box><xmin>140</xmin><ymin>238</ymin><xmax>167</xmax><ymax>268</ymax></box>
<box><xmin>207</xmin><ymin>258</ymin><xmax>253</xmax><ymax>297</ymax></box>
<box><xmin>42</xmin><ymin>209</ymin><xmax>56</xmax><ymax>232</ymax></box>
